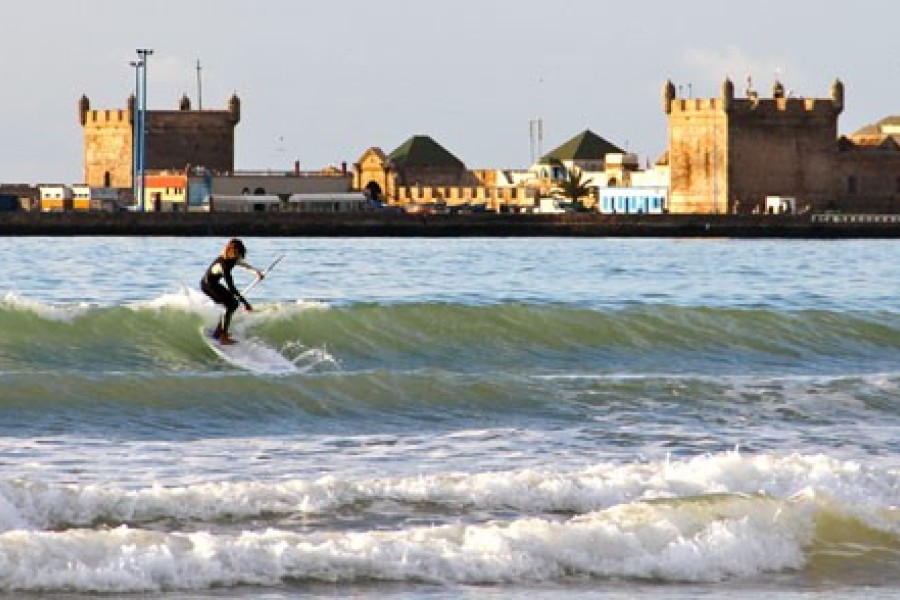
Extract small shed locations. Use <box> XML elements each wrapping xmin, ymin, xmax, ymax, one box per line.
<box><xmin>765</xmin><ymin>196</ymin><xmax>796</xmax><ymax>214</ymax></box>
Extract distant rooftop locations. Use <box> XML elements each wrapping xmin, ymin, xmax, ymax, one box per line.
<box><xmin>540</xmin><ymin>129</ymin><xmax>624</xmax><ymax>164</ymax></box>
<box><xmin>388</xmin><ymin>135</ymin><xmax>466</xmax><ymax>169</ymax></box>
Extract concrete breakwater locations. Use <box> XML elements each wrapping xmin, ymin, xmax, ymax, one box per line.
<box><xmin>2</xmin><ymin>211</ymin><xmax>900</xmax><ymax>237</ymax></box>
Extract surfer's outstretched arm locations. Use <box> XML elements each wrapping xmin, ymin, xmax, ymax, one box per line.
<box><xmin>237</xmin><ymin>258</ymin><xmax>265</xmax><ymax>279</ymax></box>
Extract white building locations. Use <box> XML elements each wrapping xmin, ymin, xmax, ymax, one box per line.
<box><xmin>288</xmin><ymin>193</ymin><xmax>370</xmax><ymax>213</ymax></box>
<box><xmin>597</xmin><ymin>186</ymin><xmax>668</xmax><ymax>214</ymax></box>
<box><xmin>38</xmin><ymin>185</ymin><xmax>73</xmax><ymax>212</ymax></box>
<box><xmin>71</xmin><ymin>185</ymin><xmax>121</xmax><ymax>211</ymax></box>
<box><xmin>207</xmin><ymin>195</ymin><xmax>282</xmax><ymax>212</ymax></box>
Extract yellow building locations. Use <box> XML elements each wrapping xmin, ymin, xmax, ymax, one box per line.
<box><xmin>354</xmin><ymin>135</ymin><xmax>536</xmax><ymax>212</ymax></box>
<box><xmin>142</xmin><ymin>173</ymin><xmax>188</xmax><ymax>212</ymax></box>
<box><xmin>38</xmin><ymin>185</ymin><xmax>73</xmax><ymax>212</ymax></box>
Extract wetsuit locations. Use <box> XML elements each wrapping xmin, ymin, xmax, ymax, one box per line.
<box><xmin>200</xmin><ymin>256</ymin><xmax>253</xmax><ymax>335</ymax></box>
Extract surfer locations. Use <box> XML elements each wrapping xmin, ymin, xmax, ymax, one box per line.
<box><xmin>200</xmin><ymin>238</ymin><xmax>264</xmax><ymax>345</ymax></box>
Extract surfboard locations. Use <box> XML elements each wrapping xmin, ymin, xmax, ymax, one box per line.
<box><xmin>201</xmin><ymin>327</ymin><xmax>298</xmax><ymax>375</ymax></box>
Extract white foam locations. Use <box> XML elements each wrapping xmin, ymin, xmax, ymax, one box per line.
<box><xmin>2</xmin><ymin>452</ymin><xmax>897</xmax><ymax>533</ymax></box>
<box><xmin>134</xmin><ymin>285</ymin><xmax>209</xmax><ymax>312</ymax></box>
<box><xmin>0</xmin><ymin>452</ymin><xmax>896</xmax><ymax>591</ymax></box>
<box><xmin>0</xmin><ymin>494</ymin><xmax>814</xmax><ymax>592</ymax></box>
<box><xmin>1</xmin><ymin>291</ymin><xmax>93</xmax><ymax>322</ymax></box>
<box><xmin>132</xmin><ymin>286</ymin><xmax>330</xmax><ymax>321</ymax></box>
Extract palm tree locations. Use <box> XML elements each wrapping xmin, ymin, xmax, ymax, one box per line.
<box><xmin>555</xmin><ymin>168</ymin><xmax>594</xmax><ymax>212</ymax></box>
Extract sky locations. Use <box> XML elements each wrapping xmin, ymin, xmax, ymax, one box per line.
<box><xmin>0</xmin><ymin>0</ymin><xmax>896</xmax><ymax>183</ymax></box>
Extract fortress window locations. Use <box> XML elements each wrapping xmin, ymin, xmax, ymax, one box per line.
<box><xmin>847</xmin><ymin>176</ymin><xmax>858</xmax><ymax>195</ymax></box>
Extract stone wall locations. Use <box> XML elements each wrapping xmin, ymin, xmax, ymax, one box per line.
<box><xmin>664</xmin><ymin>79</ymin><xmax>845</xmax><ymax>214</ymax></box>
<box><xmin>728</xmin><ymin>98</ymin><xmax>840</xmax><ymax>212</ymax></box>
<box><xmin>666</xmin><ymin>97</ymin><xmax>729</xmax><ymax>213</ymax></box>
<box><xmin>145</xmin><ymin>110</ymin><xmax>237</xmax><ymax>174</ymax></box>
<box><xmin>82</xmin><ymin>108</ymin><xmax>133</xmax><ymax>188</ymax></box>
<box><xmin>835</xmin><ymin>148</ymin><xmax>900</xmax><ymax>212</ymax></box>
<box><xmin>80</xmin><ymin>95</ymin><xmax>240</xmax><ymax>189</ymax></box>
<box><xmin>3</xmin><ymin>211</ymin><xmax>900</xmax><ymax>238</ymax></box>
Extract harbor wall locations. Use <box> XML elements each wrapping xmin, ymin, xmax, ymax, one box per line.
<box><xmin>2</xmin><ymin>212</ymin><xmax>900</xmax><ymax>238</ymax></box>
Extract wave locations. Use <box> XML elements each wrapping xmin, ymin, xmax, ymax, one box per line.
<box><xmin>4</xmin><ymin>292</ymin><xmax>900</xmax><ymax>376</ymax></box>
<box><xmin>0</xmin><ymin>453</ymin><xmax>897</xmax><ymax>591</ymax></box>
<box><xmin>4</xmin><ymin>293</ymin><xmax>900</xmax><ymax>439</ymax></box>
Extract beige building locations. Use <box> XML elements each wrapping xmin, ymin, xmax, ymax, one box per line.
<box><xmin>354</xmin><ymin>135</ymin><xmax>536</xmax><ymax>212</ymax></box>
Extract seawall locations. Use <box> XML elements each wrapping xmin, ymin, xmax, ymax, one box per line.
<box><xmin>1</xmin><ymin>212</ymin><xmax>900</xmax><ymax>238</ymax></box>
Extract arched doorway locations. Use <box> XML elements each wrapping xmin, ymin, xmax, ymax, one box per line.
<box><xmin>365</xmin><ymin>181</ymin><xmax>383</xmax><ymax>203</ymax></box>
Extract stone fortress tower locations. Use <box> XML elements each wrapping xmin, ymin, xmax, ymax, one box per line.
<box><xmin>79</xmin><ymin>93</ymin><xmax>241</xmax><ymax>189</ymax></box>
<box><xmin>663</xmin><ymin>77</ymin><xmax>844</xmax><ymax>214</ymax></box>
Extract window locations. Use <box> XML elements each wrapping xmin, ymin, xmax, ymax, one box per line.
<box><xmin>848</xmin><ymin>175</ymin><xmax>858</xmax><ymax>195</ymax></box>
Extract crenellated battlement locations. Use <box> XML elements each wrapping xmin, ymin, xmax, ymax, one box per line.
<box><xmin>667</xmin><ymin>98</ymin><xmax>724</xmax><ymax>113</ymax></box>
<box><xmin>667</xmin><ymin>96</ymin><xmax>840</xmax><ymax>117</ymax></box>
<box><xmin>84</xmin><ymin>109</ymin><xmax>133</xmax><ymax>124</ymax></box>
<box><xmin>663</xmin><ymin>77</ymin><xmax>845</xmax><ymax>118</ymax></box>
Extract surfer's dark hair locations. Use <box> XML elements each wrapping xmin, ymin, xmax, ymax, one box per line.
<box><xmin>224</xmin><ymin>238</ymin><xmax>246</xmax><ymax>260</ymax></box>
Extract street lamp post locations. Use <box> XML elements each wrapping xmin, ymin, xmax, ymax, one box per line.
<box><xmin>129</xmin><ymin>60</ymin><xmax>142</xmax><ymax>206</ymax></box>
<box><xmin>136</xmin><ymin>48</ymin><xmax>154</xmax><ymax>211</ymax></box>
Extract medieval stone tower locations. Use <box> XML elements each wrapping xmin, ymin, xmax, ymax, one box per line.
<box><xmin>664</xmin><ymin>78</ymin><xmax>844</xmax><ymax>213</ymax></box>
<box><xmin>79</xmin><ymin>93</ymin><xmax>241</xmax><ymax>188</ymax></box>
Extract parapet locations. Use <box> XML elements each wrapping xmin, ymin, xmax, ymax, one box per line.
<box><xmin>79</xmin><ymin>94</ymin><xmax>134</xmax><ymax>126</ymax></box>
<box><xmin>663</xmin><ymin>77</ymin><xmax>845</xmax><ymax>117</ymax></box>
<box><xmin>78</xmin><ymin>93</ymin><xmax>241</xmax><ymax>126</ymax></box>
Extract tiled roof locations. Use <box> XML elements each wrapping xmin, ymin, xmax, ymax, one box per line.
<box><xmin>388</xmin><ymin>135</ymin><xmax>465</xmax><ymax>169</ymax></box>
<box><xmin>540</xmin><ymin>129</ymin><xmax>624</xmax><ymax>163</ymax></box>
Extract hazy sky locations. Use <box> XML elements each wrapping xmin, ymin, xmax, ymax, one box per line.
<box><xmin>0</xmin><ymin>0</ymin><xmax>895</xmax><ymax>183</ymax></box>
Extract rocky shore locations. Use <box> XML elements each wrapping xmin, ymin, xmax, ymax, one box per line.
<box><xmin>1</xmin><ymin>211</ymin><xmax>899</xmax><ymax>238</ymax></box>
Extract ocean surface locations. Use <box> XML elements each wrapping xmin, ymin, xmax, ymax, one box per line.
<box><xmin>0</xmin><ymin>236</ymin><xmax>899</xmax><ymax>599</ymax></box>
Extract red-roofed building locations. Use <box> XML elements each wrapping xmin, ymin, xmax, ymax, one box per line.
<box><xmin>142</xmin><ymin>173</ymin><xmax>188</xmax><ymax>212</ymax></box>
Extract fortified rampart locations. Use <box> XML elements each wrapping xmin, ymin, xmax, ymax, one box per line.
<box><xmin>393</xmin><ymin>185</ymin><xmax>536</xmax><ymax>210</ymax></box>
<box><xmin>664</xmin><ymin>78</ymin><xmax>844</xmax><ymax>214</ymax></box>
<box><xmin>79</xmin><ymin>94</ymin><xmax>240</xmax><ymax>189</ymax></box>
<box><xmin>835</xmin><ymin>147</ymin><xmax>900</xmax><ymax>212</ymax></box>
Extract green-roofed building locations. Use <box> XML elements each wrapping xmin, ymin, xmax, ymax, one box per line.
<box><xmin>388</xmin><ymin>135</ymin><xmax>465</xmax><ymax>170</ymax></box>
<box><xmin>386</xmin><ymin>135</ymin><xmax>480</xmax><ymax>187</ymax></box>
<box><xmin>536</xmin><ymin>130</ymin><xmax>625</xmax><ymax>179</ymax></box>
<box><xmin>353</xmin><ymin>135</ymin><xmax>481</xmax><ymax>205</ymax></box>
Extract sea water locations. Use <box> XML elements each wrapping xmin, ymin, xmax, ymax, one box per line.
<box><xmin>0</xmin><ymin>236</ymin><xmax>898</xmax><ymax>599</ymax></box>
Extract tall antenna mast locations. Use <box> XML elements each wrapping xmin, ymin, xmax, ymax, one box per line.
<box><xmin>537</xmin><ymin>117</ymin><xmax>543</xmax><ymax>158</ymax></box>
<box><xmin>196</xmin><ymin>59</ymin><xmax>203</xmax><ymax>110</ymax></box>
<box><xmin>528</xmin><ymin>117</ymin><xmax>544</xmax><ymax>165</ymax></box>
<box><xmin>529</xmin><ymin>119</ymin><xmax>535</xmax><ymax>164</ymax></box>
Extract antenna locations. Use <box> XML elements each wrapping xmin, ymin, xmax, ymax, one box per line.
<box><xmin>196</xmin><ymin>59</ymin><xmax>203</xmax><ymax>110</ymax></box>
<box><xmin>528</xmin><ymin>118</ymin><xmax>544</xmax><ymax>165</ymax></box>
<box><xmin>538</xmin><ymin>118</ymin><xmax>543</xmax><ymax>158</ymax></box>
